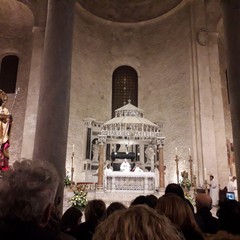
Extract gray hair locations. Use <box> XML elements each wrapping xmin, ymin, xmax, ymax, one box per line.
<box><xmin>0</xmin><ymin>159</ymin><xmax>60</xmax><ymax>224</ymax></box>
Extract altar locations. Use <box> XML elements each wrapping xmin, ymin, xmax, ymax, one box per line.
<box><xmin>82</xmin><ymin>101</ymin><xmax>165</xmax><ymax>191</ymax></box>
<box><xmin>105</xmin><ymin>171</ymin><xmax>155</xmax><ymax>193</ymax></box>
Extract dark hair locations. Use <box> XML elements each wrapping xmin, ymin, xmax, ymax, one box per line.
<box><xmin>156</xmin><ymin>194</ymin><xmax>204</xmax><ymax>240</ymax></box>
<box><xmin>165</xmin><ymin>183</ymin><xmax>184</xmax><ymax>199</ymax></box>
<box><xmin>130</xmin><ymin>195</ymin><xmax>155</xmax><ymax>208</ymax></box>
<box><xmin>84</xmin><ymin>199</ymin><xmax>106</xmax><ymax>225</ymax></box>
<box><xmin>60</xmin><ymin>206</ymin><xmax>83</xmax><ymax>232</ymax></box>
<box><xmin>146</xmin><ymin>194</ymin><xmax>158</xmax><ymax>208</ymax></box>
<box><xmin>104</xmin><ymin>202</ymin><xmax>127</xmax><ymax>219</ymax></box>
<box><xmin>217</xmin><ymin>200</ymin><xmax>240</xmax><ymax>234</ymax></box>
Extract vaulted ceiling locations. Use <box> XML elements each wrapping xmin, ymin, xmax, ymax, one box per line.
<box><xmin>77</xmin><ymin>0</ymin><xmax>183</xmax><ymax>23</ymax></box>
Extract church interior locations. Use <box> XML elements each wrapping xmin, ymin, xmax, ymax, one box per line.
<box><xmin>0</xmin><ymin>0</ymin><xmax>240</xmax><ymax>208</ymax></box>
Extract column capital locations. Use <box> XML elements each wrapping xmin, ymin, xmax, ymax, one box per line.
<box><xmin>98</xmin><ymin>135</ymin><xmax>107</xmax><ymax>145</ymax></box>
<box><xmin>156</xmin><ymin>137</ymin><xmax>165</xmax><ymax>147</ymax></box>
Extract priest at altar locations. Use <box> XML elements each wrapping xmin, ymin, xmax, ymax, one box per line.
<box><xmin>120</xmin><ymin>159</ymin><xmax>131</xmax><ymax>172</ymax></box>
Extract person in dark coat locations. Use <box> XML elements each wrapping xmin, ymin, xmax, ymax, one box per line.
<box><xmin>195</xmin><ymin>193</ymin><xmax>220</xmax><ymax>234</ymax></box>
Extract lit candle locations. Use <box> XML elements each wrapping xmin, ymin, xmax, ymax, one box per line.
<box><xmin>189</xmin><ymin>148</ymin><xmax>191</xmax><ymax>156</ymax></box>
<box><xmin>204</xmin><ymin>168</ymin><xmax>207</xmax><ymax>180</ymax></box>
<box><xmin>72</xmin><ymin>144</ymin><xmax>75</xmax><ymax>153</ymax></box>
<box><xmin>175</xmin><ymin>147</ymin><xmax>178</xmax><ymax>155</ymax></box>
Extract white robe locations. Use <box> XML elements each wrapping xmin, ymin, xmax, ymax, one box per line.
<box><xmin>134</xmin><ymin>166</ymin><xmax>143</xmax><ymax>173</ymax></box>
<box><xmin>233</xmin><ymin>179</ymin><xmax>238</xmax><ymax>201</ymax></box>
<box><xmin>120</xmin><ymin>161</ymin><xmax>131</xmax><ymax>172</ymax></box>
<box><xmin>227</xmin><ymin>180</ymin><xmax>235</xmax><ymax>192</ymax></box>
<box><xmin>209</xmin><ymin>178</ymin><xmax>219</xmax><ymax>206</ymax></box>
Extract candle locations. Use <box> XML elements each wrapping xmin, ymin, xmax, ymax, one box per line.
<box><xmin>204</xmin><ymin>168</ymin><xmax>207</xmax><ymax>180</ymax></box>
<box><xmin>175</xmin><ymin>147</ymin><xmax>178</xmax><ymax>155</ymax></box>
<box><xmin>189</xmin><ymin>148</ymin><xmax>191</xmax><ymax>156</ymax></box>
<box><xmin>72</xmin><ymin>144</ymin><xmax>75</xmax><ymax>153</ymax></box>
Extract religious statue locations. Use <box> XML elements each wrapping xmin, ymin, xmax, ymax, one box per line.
<box><xmin>145</xmin><ymin>144</ymin><xmax>155</xmax><ymax>163</ymax></box>
<box><xmin>92</xmin><ymin>138</ymin><xmax>99</xmax><ymax>162</ymax></box>
<box><xmin>180</xmin><ymin>170</ymin><xmax>191</xmax><ymax>192</ymax></box>
<box><xmin>0</xmin><ymin>90</ymin><xmax>12</xmax><ymax>172</ymax></box>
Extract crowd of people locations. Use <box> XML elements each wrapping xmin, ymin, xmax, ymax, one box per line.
<box><xmin>1</xmin><ymin>159</ymin><xmax>240</xmax><ymax>240</ymax></box>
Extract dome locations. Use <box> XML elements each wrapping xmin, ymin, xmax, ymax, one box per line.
<box><xmin>101</xmin><ymin>101</ymin><xmax>161</xmax><ymax>141</ymax></box>
<box><xmin>0</xmin><ymin>0</ymin><xmax>33</xmax><ymax>39</ymax></box>
<box><xmin>104</xmin><ymin>101</ymin><xmax>158</xmax><ymax>128</ymax></box>
<box><xmin>77</xmin><ymin>0</ymin><xmax>183</xmax><ymax>23</ymax></box>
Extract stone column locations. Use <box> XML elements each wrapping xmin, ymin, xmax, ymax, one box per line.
<box><xmin>32</xmin><ymin>0</ymin><xmax>75</xmax><ymax>210</ymax></box>
<box><xmin>21</xmin><ymin>27</ymin><xmax>44</xmax><ymax>159</ymax></box>
<box><xmin>139</xmin><ymin>143</ymin><xmax>145</xmax><ymax>164</ymax></box>
<box><xmin>221</xmin><ymin>0</ymin><xmax>240</xmax><ymax>199</ymax></box>
<box><xmin>157</xmin><ymin>138</ymin><xmax>165</xmax><ymax>189</ymax></box>
<box><xmin>83</xmin><ymin>118</ymin><xmax>95</xmax><ymax>159</ymax></box>
<box><xmin>97</xmin><ymin>135</ymin><xmax>106</xmax><ymax>191</ymax></box>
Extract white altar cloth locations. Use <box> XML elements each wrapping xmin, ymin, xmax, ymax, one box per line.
<box><xmin>105</xmin><ymin>171</ymin><xmax>155</xmax><ymax>193</ymax></box>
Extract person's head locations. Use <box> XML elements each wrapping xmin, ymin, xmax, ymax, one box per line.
<box><xmin>0</xmin><ymin>159</ymin><xmax>60</xmax><ymax>227</ymax></box>
<box><xmin>231</xmin><ymin>176</ymin><xmax>236</xmax><ymax>182</ymax></box>
<box><xmin>210</xmin><ymin>175</ymin><xmax>214</xmax><ymax>181</ymax></box>
<box><xmin>60</xmin><ymin>206</ymin><xmax>83</xmax><ymax>232</ymax></box>
<box><xmin>165</xmin><ymin>183</ymin><xmax>184</xmax><ymax>198</ymax></box>
<box><xmin>156</xmin><ymin>194</ymin><xmax>203</xmax><ymax>238</ymax></box>
<box><xmin>84</xmin><ymin>199</ymin><xmax>106</xmax><ymax>225</ymax></box>
<box><xmin>195</xmin><ymin>193</ymin><xmax>212</xmax><ymax>211</ymax></box>
<box><xmin>130</xmin><ymin>195</ymin><xmax>155</xmax><ymax>208</ymax></box>
<box><xmin>146</xmin><ymin>194</ymin><xmax>158</xmax><ymax>208</ymax></box>
<box><xmin>106</xmin><ymin>164</ymin><xmax>111</xmax><ymax>169</ymax></box>
<box><xmin>0</xmin><ymin>90</ymin><xmax>7</xmax><ymax>107</ymax></box>
<box><xmin>93</xmin><ymin>205</ymin><xmax>184</xmax><ymax>240</ymax></box>
<box><xmin>217</xmin><ymin>200</ymin><xmax>240</xmax><ymax>235</ymax></box>
<box><xmin>104</xmin><ymin>201</ymin><xmax>127</xmax><ymax>219</ymax></box>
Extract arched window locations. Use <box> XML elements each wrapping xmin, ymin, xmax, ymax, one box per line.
<box><xmin>0</xmin><ymin>55</ymin><xmax>19</xmax><ymax>93</ymax></box>
<box><xmin>112</xmin><ymin>65</ymin><xmax>138</xmax><ymax>117</ymax></box>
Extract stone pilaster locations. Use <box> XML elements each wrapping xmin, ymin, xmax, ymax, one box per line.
<box><xmin>221</xmin><ymin>0</ymin><xmax>240</xmax><ymax>199</ymax></box>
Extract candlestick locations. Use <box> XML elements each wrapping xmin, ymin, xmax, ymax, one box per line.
<box><xmin>175</xmin><ymin>154</ymin><xmax>180</xmax><ymax>184</ymax></box>
<box><xmin>188</xmin><ymin>155</ymin><xmax>193</xmax><ymax>186</ymax></box>
<box><xmin>204</xmin><ymin>168</ymin><xmax>207</xmax><ymax>180</ymax></box>
<box><xmin>193</xmin><ymin>174</ymin><xmax>197</xmax><ymax>192</ymax></box>
<box><xmin>71</xmin><ymin>145</ymin><xmax>75</xmax><ymax>185</ymax></box>
<box><xmin>204</xmin><ymin>179</ymin><xmax>208</xmax><ymax>194</ymax></box>
<box><xmin>193</xmin><ymin>163</ymin><xmax>196</xmax><ymax>175</ymax></box>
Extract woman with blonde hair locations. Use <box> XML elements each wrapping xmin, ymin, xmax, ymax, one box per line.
<box><xmin>156</xmin><ymin>194</ymin><xmax>204</xmax><ymax>240</ymax></box>
<box><xmin>93</xmin><ymin>205</ymin><xmax>184</xmax><ymax>240</ymax></box>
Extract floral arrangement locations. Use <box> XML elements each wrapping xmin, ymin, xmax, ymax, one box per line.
<box><xmin>64</xmin><ymin>174</ymin><xmax>71</xmax><ymax>187</ymax></box>
<box><xmin>180</xmin><ymin>170</ymin><xmax>192</xmax><ymax>191</ymax></box>
<box><xmin>179</xmin><ymin>170</ymin><xmax>195</xmax><ymax>205</ymax></box>
<box><xmin>185</xmin><ymin>191</ymin><xmax>195</xmax><ymax>206</ymax></box>
<box><xmin>68</xmin><ymin>184</ymin><xmax>88</xmax><ymax>210</ymax></box>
